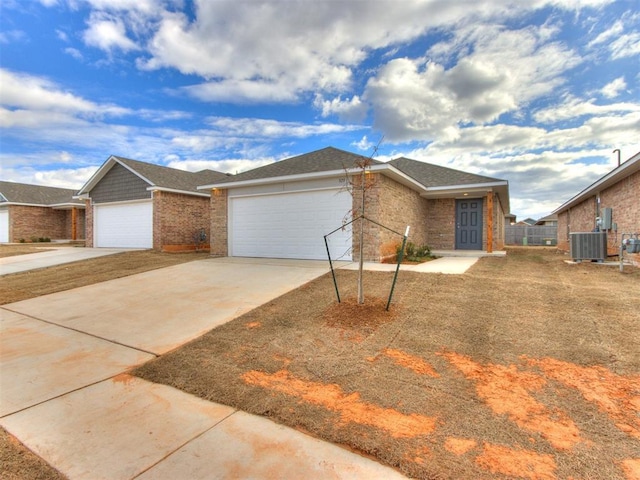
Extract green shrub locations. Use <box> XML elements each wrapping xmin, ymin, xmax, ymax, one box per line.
<box><xmin>398</xmin><ymin>242</ymin><xmax>434</xmax><ymax>262</ymax></box>
<box><xmin>19</xmin><ymin>238</ymin><xmax>25</xmax><ymax>243</ymax></box>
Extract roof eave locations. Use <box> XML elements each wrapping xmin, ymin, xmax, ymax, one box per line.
<box><xmin>51</xmin><ymin>202</ymin><xmax>86</xmax><ymax>209</ymax></box>
<box><xmin>420</xmin><ymin>181</ymin><xmax>510</xmax><ymax>213</ymax></box>
<box><xmin>552</xmin><ymin>152</ymin><xmax>640</xmax><ymax>214</ymax></box>
<box><xmin>0</xmin><ymin>201</ymin><xmax>84</xmax><ymax>208</ymax></box>
<box><xmin>198</xmin><ymin>164</ymin><xmax>428</xmax><ymax>193</ymax></box>
<box><xmin>146</xmin><ymin>186</ymin><xmax>210</xmax><ymax>198</ymax></box>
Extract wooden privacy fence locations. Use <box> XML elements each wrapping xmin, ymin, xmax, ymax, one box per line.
<box><xmin>505</xmin><ymin>225</ymin><xmax>557</xmax><ymax>246</ymax></box>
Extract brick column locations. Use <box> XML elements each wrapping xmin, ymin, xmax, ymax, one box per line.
<box><xmin>210</xmin><ymin>189</ymin><xmax>228</xmax><ymax>257</ymax></box>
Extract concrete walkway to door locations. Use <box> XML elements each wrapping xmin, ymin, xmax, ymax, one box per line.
<box><xmin>0</xmin><ymin>257</ymin><xmax>409</xmax><ymax>479</ymax></box>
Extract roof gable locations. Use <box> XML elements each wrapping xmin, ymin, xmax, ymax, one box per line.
<box><xmin>78</xmin><ymin>156</ymin><xmax>229</xmax><ymax>196</ymax></box>
<box><xmin>0</xmin><ymin>181</ymin><xmax>83</xmax><ymax>206</ymax></box>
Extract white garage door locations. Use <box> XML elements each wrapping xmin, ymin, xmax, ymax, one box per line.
<box><xmin>230</xmin><ymin>189</ymin><xmax>352</xmax><ymax>260</ymax></box>
<box><xmin>94</xmin><ymin>201</ymin><xmax>152</xmax><ymax>248</ymax></box>
<box><xmin>0</xmin><ymin>209</ymin><xmax>8</xmax><ymax>243</ymax></box>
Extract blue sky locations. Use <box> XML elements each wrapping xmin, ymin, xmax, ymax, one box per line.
<box><xmin>1</xmin><ymin>0</ymin><xmax>638</xmax><ymax>221</ymax></box>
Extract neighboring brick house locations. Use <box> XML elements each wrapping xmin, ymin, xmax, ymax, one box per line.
<box><xmin>553</xmin><ymin>151</ymin><xmax>639</xmax><ymax>264</ymax></box>
<box><xmin>76</xmin><ymin>156</ymin><xmax>229</xmax><ymax>251</ymax></box>
<box><xmin>0</xmin><ymin>181</ymin><xmax>85</xmax><ymax>243</ymax></box>
<box><xmin>199</xmin><ymin>147</ymin><xmax>510</xmax><ymax>261</ymax></box>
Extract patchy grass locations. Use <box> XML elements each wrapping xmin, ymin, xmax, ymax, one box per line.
<box><xmin>0</xmin><ymin>245</ymin><xmax>210</xmax><ymax>305</ymax></box>
<box><xmin>0</xmin><ymin>421</ymin><xmax>67</xmax><ymax>480</ymax></box>
<box><xmin>134</xmin><ymin>248</ymin><xmax>640</xmax><ymax>480</ymax></box>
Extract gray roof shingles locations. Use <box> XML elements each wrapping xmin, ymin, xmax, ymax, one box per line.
<box><xmin>114</xmin><ymin>157</ymin><xmax>229</xmax><ymax>193</ymax></box>
<box><xmin>0</xmin><ymin>181</ymin><xmax>82</xmax><ymax>206</ymax></box>
<box><xmin>210</xmin><ymin>147</ymin><xmax>381</xmax><ymax>185</ymax></box>
<box><xmin>388</xmin><ymin>157</ymin><xmax>505</xmax><ymax>187</ymax></box>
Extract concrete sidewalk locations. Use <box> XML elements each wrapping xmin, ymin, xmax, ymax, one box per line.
<box><xmin>0</xmin><ymin>247</ymin><xmax>133</xmax><ymax>275</ymax></box>
<box><xmin>0</xmin><ymin>258</ymin><xmax>409</xmax><ymax>479</ymax></box>
<box><xmin>340</xmin><ymin>256</ymin><xmax>480</xmax><ymax>274</ymax></box>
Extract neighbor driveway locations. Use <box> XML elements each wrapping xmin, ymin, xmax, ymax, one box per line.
<box><xmin>0</xmin><ymin>247</ymin><xmax>132</xmax><ymax>275</ymax></box>
<box><xmin>0</xmin><ymin>257</ymin><xmax>408</xmax><ymax>479</ymax></box>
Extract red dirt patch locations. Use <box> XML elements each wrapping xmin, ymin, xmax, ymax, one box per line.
<box><xmin>242</xmin><ymin>369</ymin><xmax>436</xmax><ymax>438</ymax></box>
<box><xmin>526</xmin><ymin>357</ymin><xmax>640</xmax><ymax>439</ymax></box>
<box><xmin>622</xmin><ymin>458</ymin><xmax>640</xmax><ymax>480</ymax></box>
<box><xmin>381</xmin><ymin>348</ymin><xmax>440</xmax><ymax>377</ymax></box>
<box><xmin>112</xmin><ymin>373</ymin><xmax>135</xmax><ymax>385</ymax></box>
<box><xmin>440</xmin><ymin>351</ymin><xmax>582</xmax><ymax>451</ymax></box>
<box><xmin>475</xmin><ymin>443</ymin><xmax>557</xmax><ymax>480</ymax></box>
<box><xmin>445</xmin><ymin>437</ymin><xmax>478</xmax><ymax>456</ymax></box>
<box><xmin>245</xmin><ymin>321</ymin><xmax>261</xmax><ymax>329</ymax></box>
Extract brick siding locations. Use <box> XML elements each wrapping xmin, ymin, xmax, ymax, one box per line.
<box><xmin>557</xmin><ymin>169</ymin><xmax>639</xmax><ymax>265</ymax></box>
<box><xmin>85</xmin><ymin>199</ymin><xmax>94</xmax><ymax>247</ymax></box>
<box><xmin>8</xmin><ymin>205</ymin><xmax>85</xmax><ymax>242</ymax></box>
<box><xmin>153</xmin><ymin>191</ymin><xmax>210</xmax><ymax>251</ymax></box>
<box><xmin>426</xmin><ymin>199</ymin><xmax>456</xmax><ymax>249</ymax></box>
<box><xmin>209</xmin><ymin>188</ymin><xmax>228</xmax><ymax>257</ymax></box>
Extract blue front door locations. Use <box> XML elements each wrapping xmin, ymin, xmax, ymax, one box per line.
<box><xmin>456</xmin><ymin>198</ymin><xmax>483</xmax><ymax>250</ymax></box>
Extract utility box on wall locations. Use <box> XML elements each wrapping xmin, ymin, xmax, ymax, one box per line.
<box><xmin>601</xmin><ymin>207</ymin><xmax>613</xmax><ymax>230</ymax></box>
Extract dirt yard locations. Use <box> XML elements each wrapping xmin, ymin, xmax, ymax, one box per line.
<box><xmin>1</xmin><ymin>246</ymin><xmax>639</xmax><ymax>479</ymax></box>
<box><xmin>133</xmin><ymin>248</ymin><xmax>640</xmax><ymax>480</ymax></box>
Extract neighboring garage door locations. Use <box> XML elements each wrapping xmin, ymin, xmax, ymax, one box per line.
<box><xmin>0</xmin><ymin>209</ymin><xmax>8</xmax><ymax>243</ymax></box>
<box><xmin>94</xmin><ymin>201</ymin><xmax>152</xmax><ymax>248</ymax></box>
<box><xmin>230</xmin><ymin>189</ymin><xmax>352</xmax><ymax>260</ymax></box>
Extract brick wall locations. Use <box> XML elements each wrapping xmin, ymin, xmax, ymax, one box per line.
<box><xmin>85</xmin><ymin>199</ymin><xmax>93</xmax><ymax>247</ymax></box>
<box><xmin>209</xmin><ymin>188</ymin><xmax>228</xmax><ymax>257</ymax></box>
<box><xmin>377</xmin><ymin>175</ymin><xmax>429</xmax><ymax>260</ymax></box>
<box><xmin>10</xmin><ymin>205</ymin><xmax>68</xmax><ymax>241</ymax></box>
<box><xmin>426</xmin><ymin>199</ymin><xmax>456</xmax><ymax>249</ymax></box>
<box><xmin>557</xmin><ymin>169</ymin><xmax>639</xmax><ymax>254</ymax></box>
<box><xmin>153</xmin><ymin>191</ymin><xmax>210</xmax><ymax>251</ymax></box>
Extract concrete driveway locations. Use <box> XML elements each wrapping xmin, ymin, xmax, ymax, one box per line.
<box><xmin>0</xmin><ymin>246</ymin><xmax>132</xmax><ymax>275</ymax></box>
<box><xmin>0</xmin><ymin>257</ymin><xmax>408</xmax><ymax>479</ymax></box>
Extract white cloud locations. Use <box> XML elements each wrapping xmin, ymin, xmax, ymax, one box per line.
<box><xmin>314</xmin><ymin>95</ymin><xmax>368</xmax><ymax>122</ymax></box>
<box><xmin>533</xmin><ymin>95</ymin><xmax>640</xmax><ymax>122</ymax></box>
<box><xmin>601</xmin><ymin>76</ymin><xmax>627</xmax><ymax>98</ymax></box>
<box><xmin>167</xmin><ymin>158</ymin><xmax>276</xmax><ymax>175</ymax></box>
<box><xmin>366</xmin><ymin>23</ymin><xmax>581</xmax><ymax>142</ymax></box>
<box><xmin>83</xmin><ymin>14</ymin><xmax>139</xmax><ymax>52</ymax></box>
<box><xmin>205</xmin><ymin>117</ymin><xmax>363</xmax><ymax>139</ymax></box>
<box><xmin>181</xmin><ymin>80</ymin><xmax>300</xmax><ymax>104</ymax></box>
<box><xmin>64</xmin><ymin>47</ymin><xmax>84</xmax><ymax>60</ymax></box>
<box><xmin>588</xmin><ymin>19</ymin><xmax>624</xmax><ymax>47</ymax></box>
<box><xmin>609</xmin><ymin>31</ymin><xmax>640</xmax><ymax>59</ymax></box>
<box><xmin>0</xmin><ymin>29</ymin><xmax>26</xmax><ymax>44</ymax></box>
<box><xmin>0</xmin><ymin>69</ymin><xmax>130</xmax><ymax>118</ymax></box>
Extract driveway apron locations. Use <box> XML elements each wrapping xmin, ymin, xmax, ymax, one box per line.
<box><xmin>0</xmin><ymin>257</ymin><xmax>408</xmax><ymax>479</ymax></box>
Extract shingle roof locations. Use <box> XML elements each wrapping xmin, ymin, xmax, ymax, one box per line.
<box><xmin>0</xmin><ymin>181</ymin><xmax>83</xmax><ymax>206</ymax></box>
<box><xmin>388</xmin><ymin>157</ymin><xmax>505</xmax><ymax>187</ymax></box>
<box><xmin>211</xmin><ymin>147</ymin><xmax>382</xmax><ymax>185</ymax></box>
<box><xmin>114</xmin><ymin>157</ymin><xmax>229</xmax><ymax>193</ymax></box>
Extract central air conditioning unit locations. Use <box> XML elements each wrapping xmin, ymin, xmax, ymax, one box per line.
<box><xmin>570</xmin><ymin>232</ymin><xmax>607</xmax><ymax>262</ymax></box>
